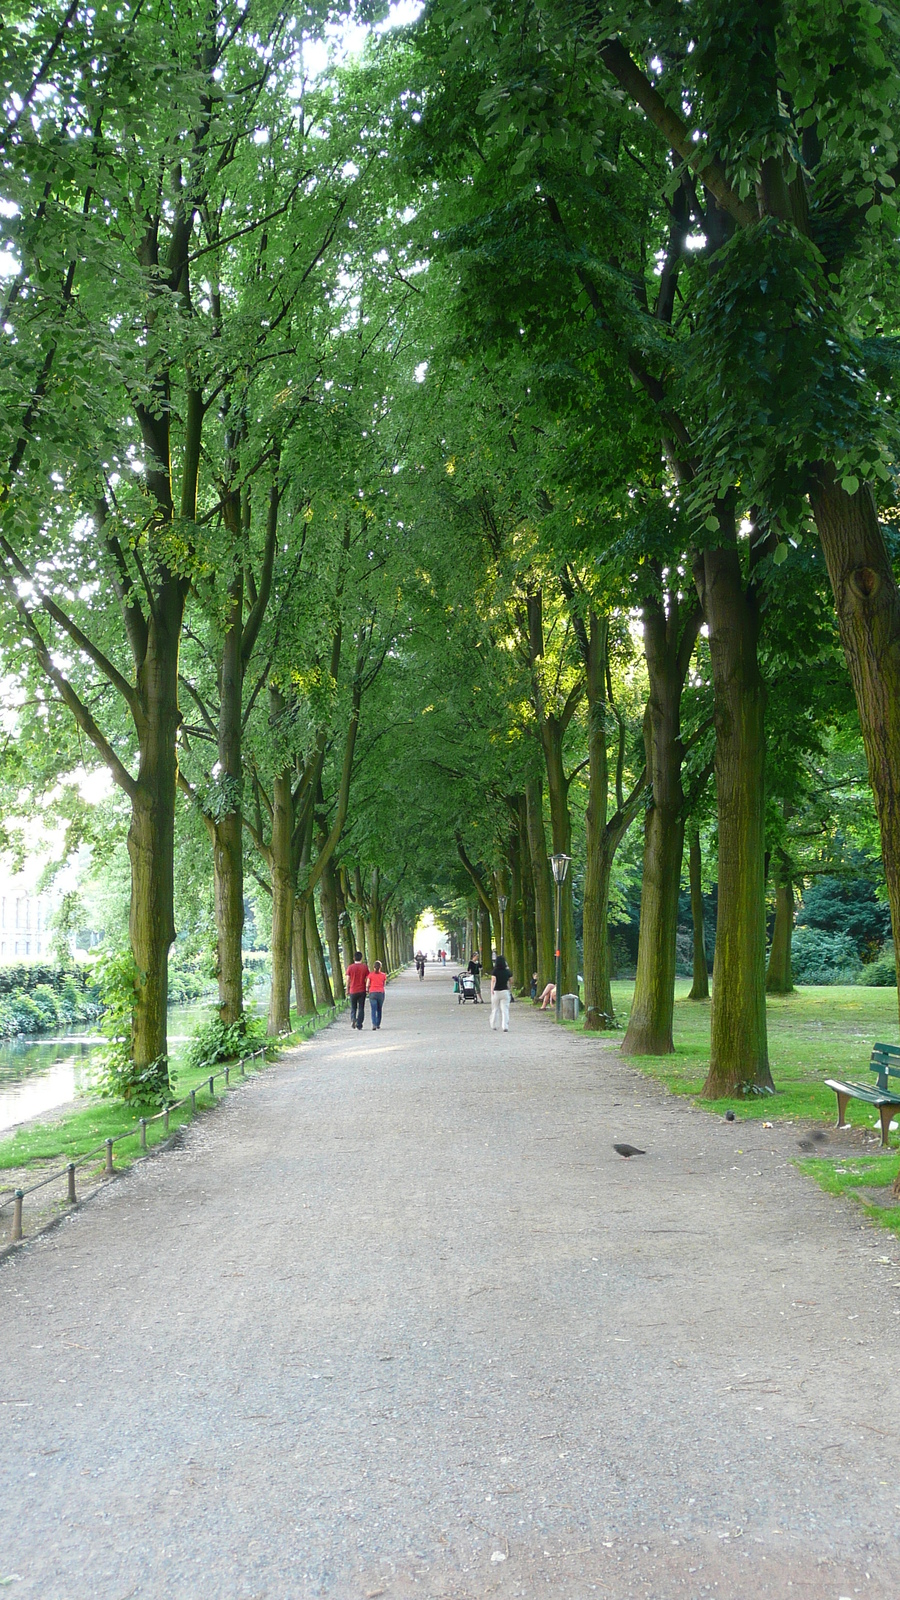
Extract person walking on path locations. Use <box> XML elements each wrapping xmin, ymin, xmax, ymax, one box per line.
<box><xmin>346</xmin><ymin>950</ymin><xmax>369</xmax><ymax>1030</ymax></box>
<box><xmin>467</xmin><ymin>952</ymin><xmax>483</xmax><ymax>1002</ymax></box>
<box><xmin>367</xmin><ymin>961</ymin><xmax>386</xmax><ymax>1030</ymax></box>
<box><xmin>415</xmin><ymin>952</ymin><xmax>426</xmax><ymax>980</ymax></box>
<box><xmin>490</xmin><ymin>952</ymin><xmax>512</xmax><ymax>1031</ymax></box>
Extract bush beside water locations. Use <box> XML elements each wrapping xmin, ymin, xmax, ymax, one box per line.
<box><xmin>0</xmin><ymin>965</ymin><xmax>101</xmax><ymax>1038</ymax></box>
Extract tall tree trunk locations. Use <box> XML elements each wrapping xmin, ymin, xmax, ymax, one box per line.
<box><xmin>352</xmin><ymin>865</ymin><xmax>368</xmax><ymax>963</ymax></box>
<box><xmin>687</xmin><ymin>829</ymin><xmax>710</xmax><ymax>1001</ymax></box>
<box><xmin>525</xmin><ymin>774</ymin><xmax>555</xmax><ymax>988</ymax></box>
<box><xmin>698</xmin><ymin>543</ymin><xmax>772</xmax><ymax>1095</ymax></box>
<box><xmin>211</xmin><ymin>539</ymin><xmax>245</xmax><ymax>1027</ymax></box>
<box><xmin>508</xmin><ymin>829</ymin><xmax>527</xmax><ymax>994</ymax></box>
<box><xmin>622</xmin><ymin>794</ymin><xmax>683</xmax><ymax>1052</ymax></box>
<box><xmin>622</xmin><ymin>595</ymin><xmax>698</xmax><ymax>1054</ymax></box>
<box><xmin>479</xmin><ymin>906</ymin><xmax>492</xmax><ymax>974</ymax></box>
<box><xmin>320</xmin><ymin>858</ymin><xmax>345</xmax><ymax>1000</ymax></box>
<box><xmin>766</xmin><ymin>852</ymin><xmax>794</xmax><ymax>994</ymax></box>
<box><xmin>128</xmin><ymin>592</ymin><xmax>183</xmax><ymax>1074</ymax></box>
<box><xmin>306</xmin><ymin>897</ymin><xmax>334</xmax><ymax>1007</ymax></box>
<box><xmin>540</xmin><ymin>718</ymin><xmax>578</xmax><ymax>996</ymax></box>
<box><xmin>811</xmin><ymin>470</ymin><xmax>900</xmax><ymax>1030</ymax></box>
<box><xmin>517</xmin><ymin>795</ymin><xmax>537</xmax><ymax>996</ymax></box>
<box><xmin>292</xmin><ymin>912</ymin><xmax>316</xmax><ymax>1017</ymax></box>
<box><xmin>337</xmin><ymin>867</ymin><xmax>355</xmax><ymax>971</ymax></box>
<box><xmin>582</xmin><ymin>614</ymin><xmax>613</xmax><ymax>1030</ymax></box>
<box><xmin>267</xmin><ymin>764</ymin><xmax>294</xmax><ymax>1035</ymax></box>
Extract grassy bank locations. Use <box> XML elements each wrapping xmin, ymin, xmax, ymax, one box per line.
<box><xmin>0</xmin><ymin>1001</ymin><xmax>344</xmax><ymax>1178</ymax></box>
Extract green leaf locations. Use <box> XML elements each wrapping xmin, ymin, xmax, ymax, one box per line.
<box><xmin>772</xmin><ymin>541</ymin><xmax>788</xmax><ymax>565</ymax></box>
<box><xmin>841</xmin><ymin>475</ymin><xmax>860</xmax><ymax>496</ymax></box>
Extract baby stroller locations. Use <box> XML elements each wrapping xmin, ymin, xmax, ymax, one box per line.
<box><xmin>455</xmin><ymin>971</ymin><xmax>479</xmax><ymax>1004</ymax></box>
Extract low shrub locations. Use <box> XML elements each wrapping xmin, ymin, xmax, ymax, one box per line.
<box><xmin>89</xmin><ymin>950</ymin><xmax>172</xmax><ymax>1108</ymax></box>
<box><xmin>791</xmin><ymin>926</ymin><xmax>862</xmax><ymax>986</ymax></box>
<box><xmin>859</xmin><ymin>942</ymin><xmax>898</xmax><ymax>987</ymax></box>
<box><xmin>185</xmin><ymin>1012</ymin><xmax>268</xmax><ymax>1074</ymax></box>
<box><xmin>30</xmin><ymin>983</ymin><xmax>62</xmax><ymax>1028</ymax></box>
<box><xmin>0</xmin><ymin>993</ymin><xmax>46</xmax><ymax>1037</ymax></box>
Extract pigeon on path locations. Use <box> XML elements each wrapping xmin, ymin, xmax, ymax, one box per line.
<box><xmin>613</xmin><ymin>1143</ymin><xmax>645</xmax><ymax>1158</ymax></box>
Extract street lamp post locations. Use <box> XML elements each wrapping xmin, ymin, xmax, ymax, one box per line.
<box><xmin>549</xmin><ymin>853</ymin><xmax>571</xmax><ymax>1021</ymax></box>
<box><xmin>497</xmin><ymin>894</ymin><xmax>508</xmax><ymax>959</ymax></box>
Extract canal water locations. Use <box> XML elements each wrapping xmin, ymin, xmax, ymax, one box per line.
<box><xmin>0</xmin><ymin>995</ymin><xmax>262</xmax><ymax>1135</ymax></box>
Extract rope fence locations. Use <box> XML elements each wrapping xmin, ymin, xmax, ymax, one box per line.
<box><xmin>1</xmin><ymin>998</ymin><xmax>348</xmax><ymax>1248</ymax></box>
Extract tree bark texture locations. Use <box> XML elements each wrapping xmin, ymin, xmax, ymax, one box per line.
<box><xmin>516</xmin><ymin>795</ymin><xmax>537</xmax><ymax>997</ymax></box>
<box><xmin>336</xmin><ymin>868</ymin><xmax>356</xmax><ymax>973</ymax></box>
<box><xmin>127</xmin><ymin>587</ymin><xmax>183</xmax><ymax>1073</ymax></box>
<box><xmin>698</xmin><ymin>544</ymin><xmax>772</xmax><ymax>1095</ymax></box>
<box><xmin>766</xmin><ymin>853</ymin><xmax>795</xmax><ymax>994</ymax></box>
<box><xmin>212</xmin><ymin>555</ymin><xmax>245</xmax><ymax>1027</ymax></box>
<box><xmin>687</xmin><ymin>830</ymin><xmax>710</xmax><ymax>1000</ymax></box>
<box><xmin>480</xmin><ymin>906</ymin><xmax>492</xmax><ymax>975</ymax></box>
<box><xmin>525</xmin><ymin>775</ymin><xmax>555</xmax><ymax>988</ymax></box>
<box><xmin>320</xmin><ymin>858</ymin><xmax>345</xmax><ymax>1000</ymax></box>
<box><xmin>622</xmin><ymin>595</ymin><xmax>699</xmax><ymax>1054</ymax></box>
<box><xmin>581</xmin><ymin>614</ymin><xmax>614</xmax><ymax>1031</ymax></box>
<box><xmin>267</xmin><ymin>764</ymin><xmax>294</xmax><ymax>1035</ymax></box>
<box><xmin>293</xmin><ymin>913</ymin><xmax>316</xmax><ymax>1017</ymax></box>
<box><xmin>811</xmin><ymin>471</ymin><xmax>900</xmax><ymax>1030</ymax></box>
<box><xmin>541</xmin><ymin>717</ymin><xmax>578</xmax><ymax>996</ymax></box>
<box><xmin>306</xmin><ymin>898</ymin><xmax>334</xmax><ymax>1008</ymax></box>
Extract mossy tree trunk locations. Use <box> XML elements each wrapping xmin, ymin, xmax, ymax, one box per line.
<box><xmin>306</xmin><ymin>898</ymin><xmax>334</xmax><ymax>1008</ymax></box>
<box><xmin>292</xmin><ymin>911</ymin><xmax>316</xmax><ymax>1017</ymax></box>
<box><xmin>622</xmin><ymin>591</ymin><xmax>702</xmax><ymax>1055</ymax></box>
<box><xmin>559</xmin><ymin>598</ymin><xmax>646</xmax><ymax>1034</ymax></box>
<box><xmin>766</xmin><ymin>850</ymin><xmax>795</xmax><ymax>994</ymax></box>
<box><xmin>515</xmin><ymin>794</ymin><xmax>538</xmax><ymax>996</ymax></box>
<box><xmin>687</xmin><ymin>830</ymin><xmax>710</xmax><ymax>1001</ymax></box>
<box><xmin>525</xmin><ymin>774</ymin><xmax>555</xmax><ymax>990</ymax></box>
<box><xmin>320</xmin><ymin>857</ymin><xmax>345</xmax><ymax>1000</ymax></box>
<box><xmin>811</xmin><ymin>469</ymin><xmax>900</xmax><ymax>1034</ymax></box>
<box><xmin>696</xmin><ymin>539</ymin><xmax>772</xmax><ymax>1096</ymax></box>
<box><xmin>127</xmin><ymin>583</ymin><xmax>184</xmax><ymax>1073</ymax></box>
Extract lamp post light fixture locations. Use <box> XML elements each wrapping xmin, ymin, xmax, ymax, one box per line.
<box><xmin>549</xmin><ymin>853</ymin><xmax>571</xmax><ymax>1021</ymax></box>
<box><xmin>497</xmin><ymin>893</ymin><xmax>508</xmax><ymax>957</ymax></box>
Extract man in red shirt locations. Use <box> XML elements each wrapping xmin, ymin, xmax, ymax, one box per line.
<box><xmin>346</xmin><ymin>950</ymin><xmax>369</xmax><ymax>1030</ymax></box>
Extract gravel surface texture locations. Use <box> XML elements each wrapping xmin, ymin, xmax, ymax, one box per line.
<box><xmin>1</xmin><ymin>967</ymin><xmax>900</xmax><ymax>1600</ymax></box>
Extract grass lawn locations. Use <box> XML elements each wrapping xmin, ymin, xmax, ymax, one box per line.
<box><xmin>0</xmin><ymin>1000</ymin><xmax>345</xmax><ymax>1180</ymax></box>
<box><xmin>596</xmin><ymin>980</ymin><xmax>900</xmax><ymax>1233</ymax></box>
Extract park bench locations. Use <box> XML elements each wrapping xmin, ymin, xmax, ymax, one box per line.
<box><xmin>825</xmin><ymin>1042</ymin><xmax>900</xmax><ymax>1146</ymax></box>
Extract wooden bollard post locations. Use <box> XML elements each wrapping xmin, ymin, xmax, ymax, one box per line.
<box><xmin>163</xmin><ymin>1106</ymin><xmax>169</xmax><ymax>1134</ymax></box>
<box><xmin>139</xmin><ymin>1118</ymin><xmax>147</xmax><ymax>1152</ymax></box>
<box><xmin>224</xmin><ymin>1065</ymin><xmax>230</xmax><ymax>1087</ymax></box>
<box><xmin>105</xmin><ymin>1139</ymin><xmax>114</xmax><ymax>1176</ymax></box>
<box><xmin>208</xmin><ymin>1075</ymin><xmax>214</xmax><ymax>1099</ymax></box>
<box><xmin>239</xmin><ymin>1058</ymin><xmax>246</xmax><ymax>1076</ymax></box>
<box><xmin>190</xmin><ymin>1089</ymin><xmax>196</xmax><ymax>1114</ymax></box>
<box><xmin>67</xmin><ymin>1163</ymin><xmax>76</xmax><ymax>1204</ymax></box>
<box><xmin>11</xmin><ymin>1190</ymin><xmax>23</xmax><ymax>1243</ymax></box>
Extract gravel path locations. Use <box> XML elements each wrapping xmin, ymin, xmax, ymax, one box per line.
<box><xmin>1</xmin><ymin>967</ymin><xmax>900</xmax><ymax>1600</ymax></box>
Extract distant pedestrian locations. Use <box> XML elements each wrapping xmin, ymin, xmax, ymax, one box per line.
<box><xmin>490</xmin><ymin>953</ymin><xmax>512</xmax><ymax>1032</ymax></box>
<box><xmin>367</xmin><ymin>961</ymin><xmax>386</xmax><ymax>1030</ymax></box>
<box><xmin>347</xmin><ymin>950</ymin><xmax>369</xmax><ymax>1030</ymax></box>
<box><xmin>415</xmin><ymin>951</ymin><xmax>426</xmax><ymax>980</ymax></box>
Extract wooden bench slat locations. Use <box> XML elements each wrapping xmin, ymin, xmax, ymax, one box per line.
<box><xmin>824</xmin><ymin>1078</ymin><xmax>900</xmax><ymax>1105</ymax></box>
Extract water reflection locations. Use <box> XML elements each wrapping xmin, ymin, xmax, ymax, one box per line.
<box><xmin>0</xmin><ymin>994</ymin><xmax>266</xmax><ymax>1136</ymax></box>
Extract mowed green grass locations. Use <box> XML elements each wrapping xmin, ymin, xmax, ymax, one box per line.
<box><xmin>603</xmin><ymin>980</ymin><xmax>900</xmax><ymax>1232</ymax></box>
<box><xmin>608</xmin><ymin>979</ymin><xmax>898</xmax><ymax>1123</ymax></box>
